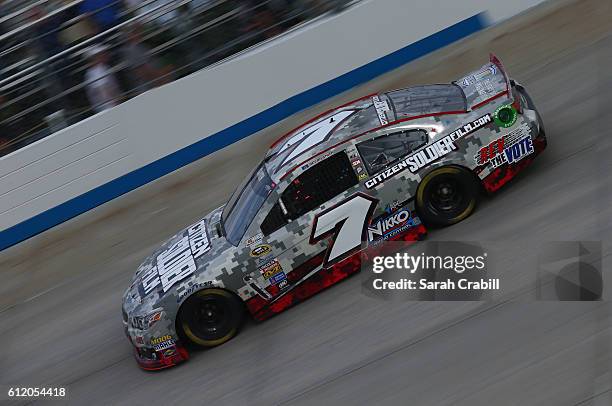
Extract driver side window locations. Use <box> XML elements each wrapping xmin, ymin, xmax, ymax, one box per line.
<box><xmin>260</xmin><ymin>152</ymin><xmax>358</xmax><ymax>236</ymax></box>
<box><xmin>357</xmin><ymin>129</ymin><xmax>428</xmax><ymax>174</ymax></box>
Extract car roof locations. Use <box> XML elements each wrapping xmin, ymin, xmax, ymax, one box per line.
<box><xmin>264</xmin><ymin>85</ymin><xmax>467</xmax><ymax>182</ymax></box>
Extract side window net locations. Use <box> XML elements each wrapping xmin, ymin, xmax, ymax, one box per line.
<box><xmin>260</xmin><ymin>152</ymin><xmax>358</xmax><ymax>236</ymax></box>
<box><xmin>356</xmin><ymin>130</ymin><xmax>428</xmax><ymax>174</ymax></box>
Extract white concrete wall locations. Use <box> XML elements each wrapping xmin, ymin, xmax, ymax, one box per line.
<box><xmin>0</xmin><ymin>0</ymin><xmax>545</xmax><ymax>248</ymax></box>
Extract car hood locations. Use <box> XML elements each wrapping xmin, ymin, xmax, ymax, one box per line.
<box><xmin>124</xmin><ymin>205</ymin><xmax>231</xmax><ymax>310</ymax></box>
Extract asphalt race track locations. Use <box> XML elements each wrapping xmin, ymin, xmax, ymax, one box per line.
<box><xmin>1</xmin><ymin>0</ymin><xmax>612</xmax><ymax>405</ymax></box>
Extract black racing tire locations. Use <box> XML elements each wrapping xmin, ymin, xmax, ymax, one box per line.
<box><xmin>178</xmin><ymin>288</ymin><xmax>244</xmax><ymax>348</ymax></box>
<box><xmin>416</xmin><ymin>166</ymin><xmax>479</xmax><ymax>227</ymax></box>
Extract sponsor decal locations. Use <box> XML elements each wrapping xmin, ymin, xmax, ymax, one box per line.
<box><xmin>461</xmin><ymin>76</ymin><xmax>475</xmax><ymax>87</ymax></box>
<box><xmin>475</xmin><ymin>79</ymin><xmax>495</xmax><ymax>96</ymax></box>
<box><xmin>461</xmin><ymin>66</ymin><xmax>496</xmax><ymax>87</ymax></box>
<box><xmin>351</xmin><ymin>159</ymin><xmax>361</xmax><ymax>167</ymax></box>
<box><xmin>255</xmin><ymin>254</ymin><xmax>275</xmax><ymax>267</ymax></box>
<box><xmin>259</xmin><ymin>259</ymin><xmax>283</xmax><ymax>279</ymax></box>
<box><xmin>372</xmin><ymin>95</ymin><xmax>390</xmax><ymax>126</ymax></box>
<box><xmin>504</xmin><ymin>136</ymin><xmax>534</xmax><ymax>164</ymax></box>
<box><xmin>269</xmin><ymin>271</ymin><xmax>287</xmax><ymax>285</ymax></box>
<box><xmin>358</xmin><ymin>173</ymin><xmax>368</xmax><ymax>181</ymax></box>
<box><xmin>154</xmin><ymin>339</ymin><xmax>175</xmax><ymax>352</ymax></box>
<box><xmin>367</xmin><ymin>209</ymin><xmax>420</xmax><ymax>244</ymax></box>
<box><xmin>301</xmin><ymin>152</ymin><xmax>333</xmax><ymax>171</ymax></box>
<box><xmin>140</xmin><ymin>219</ymin><xmax>211</xmax><ymax>295</ymax></box>
<box><xmin>245</xmin><ymin>233</ymin><xmax>263</xmax><ymax>247</ymax></box>
<box><xmin>250</xmin><ymin>244</ymin><xmax>272</xmax><ymax>257</ymax></box>
<box><xmin>365</xmin><ymin>114</ymin><xmax>492</xmax><ymax>189</ymax></box>
<box><xmin>494</xmin><ymin>104</ymin><xmax>518</xmax><ymax>128</ymax></box>
<box><xmin>151</xmin><ymin>335</ymin><xmax>173</xmax><ymax>345</ymax></box>
<box><xmin>163</xmin><ymin>348</ymin><xmax>177</xmax><ymax>357</ymax></box>
<box><xmin>474</xmin><ymin>65</ymin><xmax>497</xmax><ymax>80</ymax></box>
<box><xmin>135</xmin><ymin>335</ymin><xmax>144</xmax><ymax>345</ymax></box>
<box><xmin>475</xmin><ymin>123</ymin><xmax>532</xmax><ymax>168</ymax></box>
<box><xmin>277</xmin><ymin>279</ymin><xmax>289</xmax><ymax>290</ymax></box>
<box><xmin>176</xmin><ymin>281</ymin><xmax>213</xmax><ymax>302</ymax></box>
<box><xmin>384</xmin><ymin>200</ymin><xmax>402</xmax><ymax>214</ymax></box>
<box><xmin>187</xmin><ymin>219</ymin><xmax>211</xmax><ymax>257</ymax></box>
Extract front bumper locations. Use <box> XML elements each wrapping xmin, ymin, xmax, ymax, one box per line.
<box><xmin>133</xmin><ymin>341</ymin><xmax>190</xmax><ymax>371</ymax></box>
<box><xmin>124</xmin><ymin>319</ymin><xmax>190</xmax><ymax>370</ymax></box>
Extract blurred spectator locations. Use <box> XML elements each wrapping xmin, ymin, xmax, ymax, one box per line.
<box><xmin>28</xmin><ymin>5</ymin><xmax>76</xmax><ymax>113</ymax></box>
<box><xmin>84</xmin><ymin>45</ymin><xmax>122</xmax><ymax>113</ymax></box>
<box><xmin>29</xmin><ymin>5</ymin><xmax>68</xmax><ymax>59</ymax></box>
<box><xmin>243</xmin><ymin>1</ymin><xmax>283</xmax><ymax>40</ymax></box>
<box><xmin>124</xmin><ymin>0</ymin><xmax>178</xmax><ymax>25</ymax></box>
<box><xmin>121</xmin><ymin>25</ymin><xmax>168</xmax><ymax>94</ymax></box>
<box><xmin>0</xmin><ymin>93</ymin><xmax>17</xmax><ymax>156</ymax></box>
<box><xmin>79</xmin><ymin>0</ymin><xmax>122</xmax><ymax>32</ymax></box>
<box><xmin>1</xmin><ymin>0</ymin><xmax>359</xmax><ymax>153</ymax></box>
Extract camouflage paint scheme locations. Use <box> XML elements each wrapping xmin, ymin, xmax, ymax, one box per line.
<box><xmin>122</xmin><ymin>55</ymin><xmax>546</xmax><ymax>370</ymax></box>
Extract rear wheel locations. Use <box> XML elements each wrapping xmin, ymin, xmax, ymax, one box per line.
<box><xmin>179</xmin><ymin>288</ymin><xmax>244</xmax><ymax>347</ymax></box>
<box><xmin>416</xmin><ymin>166</ymin><xmax>478</xmax><ymax>227</ymax></box>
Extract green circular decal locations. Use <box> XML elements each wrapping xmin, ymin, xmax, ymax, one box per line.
<box><xmin>494</xmin><ymin>104</ymin><xmax>518</xmax><ymax>128</ymax></box>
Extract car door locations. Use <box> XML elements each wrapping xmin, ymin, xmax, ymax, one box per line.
<box><xmin>353</xmin><ymin>128</ymin><xmax>430</xmax><ymax>244</ymax></box>
<box><xmin>246</xmin><ymin>150</ymin><xmax>370</xmax><ymax>295</ymax></box>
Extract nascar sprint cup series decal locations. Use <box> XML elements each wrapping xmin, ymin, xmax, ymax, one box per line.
<box><xmin>365</xmin><ymin>114</ymin><xmax>492</xmax><ymax>189</ymax></box>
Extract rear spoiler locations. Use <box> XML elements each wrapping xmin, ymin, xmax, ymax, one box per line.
<box><xmin>455</xmin><ymin>54</ymin><xmax>513</xmax><ymax>110</ymax></box>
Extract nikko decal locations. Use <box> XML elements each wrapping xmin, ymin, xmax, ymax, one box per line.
<box><xmin>365</xmin><ymin>114</ymin><xmax>492</xmax><ymax>189</ymax></box>
<box><xmin>310</xmin><ymin>193</ymin><xmax>378</xmax><ymax>266</ymax></box>
<box><xmin>476</xmin><ymin>123</ymin><xmax>532</xmax><ymax>168</ymax></box>
<box><xmin>140</xmin><ymin>219</ymin><xmax>211</xmax><ymax>295</ymax></box>
<box><xmin>276</xmin><ymin>110</ymin><xmax>354</xmax><ymax>171</ymax></box>
<box><xmin>367</xmin><ymin>209</ymin><xmax>420</xmax><ymax>244</ymax></box>
<box><xmin>372</xmin><ymin>95</ymin><xmax>390</xmax><ymax>125</ymax></box>
<box><xmin>494</xmin><ymin>104</ymin><xmax>518</xmax><ymax>128</ymax></box>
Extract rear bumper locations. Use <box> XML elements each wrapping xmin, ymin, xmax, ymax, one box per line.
<box><xmin>481</xmin><ymin>127</ymin><xmax>547</xmax><ymax>193</ymax></box>
<box><xmin>133</xmin><ymin>342</ymin><xmax>190</xmax><ymax>371</ymax></box>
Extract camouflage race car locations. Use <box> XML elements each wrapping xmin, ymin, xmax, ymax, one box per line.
<box><xmin>122</xmin><ymin>55</ymin><xmax>546</xmax><ymax>370</ymax></box>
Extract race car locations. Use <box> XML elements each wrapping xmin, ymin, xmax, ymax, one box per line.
<box><xmin>122</xmin><ymin>55</ymin><xmax>546</xmax><ymax>370</ymax></box>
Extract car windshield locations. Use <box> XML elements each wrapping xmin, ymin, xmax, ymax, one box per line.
<box><xmin>222</xmin><ymin>163</ymin><xmax>274</xmax><ymax>246</ymax></box>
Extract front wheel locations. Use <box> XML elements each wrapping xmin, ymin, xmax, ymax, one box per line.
<box><xmin>416</xmin><ymin>166</ymin><xmax>479</xmax><ymax>227</ymax></box>
<box><xmin>178</xmin><ymin>288</ymin><xmax>244</xmax><ymax>348</ymax></box>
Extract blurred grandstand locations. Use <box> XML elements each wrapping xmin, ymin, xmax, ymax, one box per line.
<box><xmin>0</xmin><ymin>0</ymin><xmax>355</xmax><ymax>157</ymax></box>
